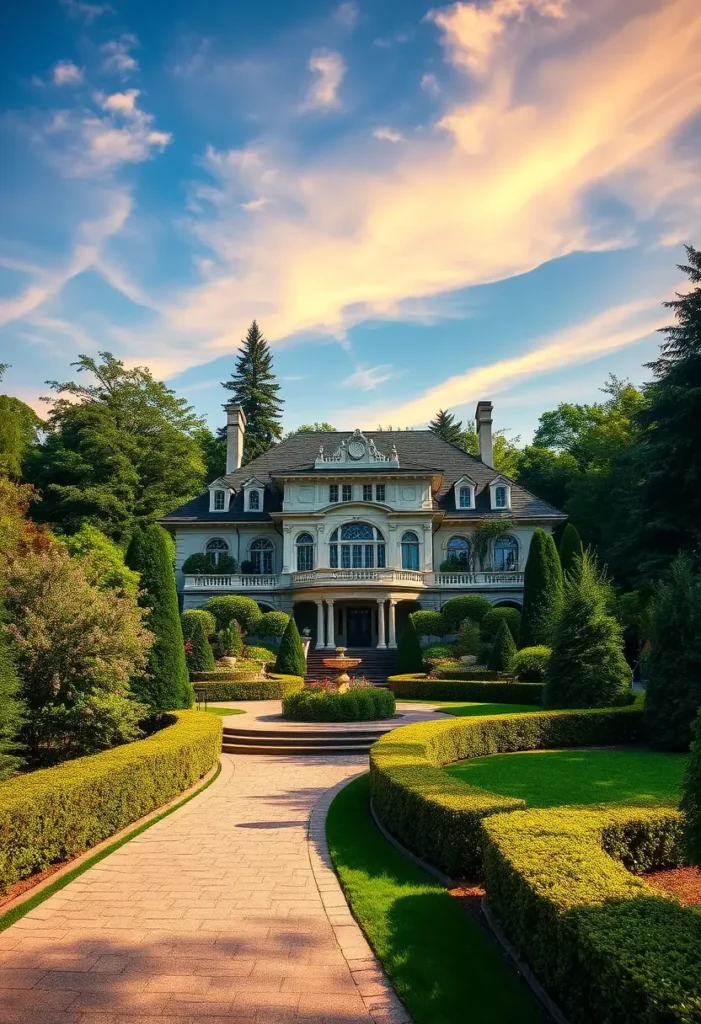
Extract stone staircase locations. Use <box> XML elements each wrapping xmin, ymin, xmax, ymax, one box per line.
<box><xmin>304</xmin><ymin>647</ymin><xmax>396</xmax><ymax>686</ymax></box>
<box><xmin>221</xmin><ymin>723</ymin><xmax>391</xmax><ymax>756</ymax></box>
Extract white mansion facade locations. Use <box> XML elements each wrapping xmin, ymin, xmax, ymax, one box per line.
<box><xmin>163</xmin><ymin>402</ymin><xmax>565</xmax><ymax>650</ymax></box>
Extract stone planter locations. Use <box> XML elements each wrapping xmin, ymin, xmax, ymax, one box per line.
<box><xmin>220</xmin><ymin>656</ymin><xmax>238</xmax><ymax>668</ymax></box>
<box><xmin>460</xmin><ymin>655</ymin><xmax>477</xmax><ymax>665</ymax></box>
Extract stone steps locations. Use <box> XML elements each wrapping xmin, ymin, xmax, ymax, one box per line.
<box><xmin>305</xmin><ymin>648</ymin><xmax>396</xmax><ymax>685</ymax></box>
<box><xmin>221</xmin><ymin>723</ymin><xmax>389</xmax><ymax>756</ymax></box>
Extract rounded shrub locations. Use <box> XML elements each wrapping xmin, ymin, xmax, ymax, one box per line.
<box><xmin>487</xmin><ymin>619</ymin><xmax>517</xmax><ymax>672</ymax></box>
<box><xmin>411</xmin><ymin>610</ymin><xmax>445</xmax><ymax>638</ymax></box>
<box><xmin>181</xmin><ymin>611</ymin><xmax>215</xmax><ymax>673</ymax></box>
<box><xmin>481</xmin><ymin>606</ymin><xmax>521</xmax><ymax>645</ymax></box>
<box><xmin>283</xmin><ymin>687</ymin><xmax>395</xmax><ymax>722</ymax></box>
<box><xmin>422</xmin><ymin>643</ymin><xmax>456</xmax><ymax>665</ymax></box>
<box><xmin>274</xmin><ymin>617</ymin><xmax>307</xmax><ymax>677</ymax></box>
<box><xmin>242</xmin><ymin>644</ymin><xmax>277</xmax><ymax>665</ymax></box>
<box><xmin>203</xmin><ymin>595</ymin><xmax>263</xmax><ymax>634</ymax></box>
<box><xmin>511</xmin><ymin>645</ymin><xmax>551</xmax><ymax>682</ymax></box>
<box><xmin>182</xmin><ymin>608</ymin><xmax>216</xmax><ymax>636</ymax></box>
<box><xmin>440</xmin><ymin>595</ymin><xmax>491</xmax><ymax>631</ymax></box>
<box><xmin>257</xmin><ymin>610</ymin><xmax>289</xmax><ymax>638</ymax></box>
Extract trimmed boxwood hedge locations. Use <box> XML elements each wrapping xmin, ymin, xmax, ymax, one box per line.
<box><xmin>283</xmin><ymin>688</ymin><xmax>396</xmax><ymax>722</ymax></box>
<box><xmin>0</xmin><ymin>711</ymin><xmax>221</xmax><ymax>893</ymax></box>
<box><xmin>190</xmin><ymin>673</ymin><xmax>304</xmax><ymax>701</ymax></box>
<box><xmin>482</xmin><ymin>805</ymin><xmax>699</xmax><ymax>1024</ymax></box>
<box><xmin>369</xmin><ymin>696</ymin><xmax>644</xmax><ymax>878</ymax></box>
<box><xmin>389</xmin><ymin>675</ymin><xmax>543</xmax><ymax>704</ymax></box>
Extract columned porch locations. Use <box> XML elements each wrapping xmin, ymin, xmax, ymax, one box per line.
<box><xmin>292</xmin><ymin>591</ymin><xmax>421</xmax><ymax>651</ymax></box>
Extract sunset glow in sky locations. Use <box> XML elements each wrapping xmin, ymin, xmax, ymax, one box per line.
<box><xmin>1</xmin><ymin>0</ymin><xmax>700</xmax><ymax>438</ymax></box>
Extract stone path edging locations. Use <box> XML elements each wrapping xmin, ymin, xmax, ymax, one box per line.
<box><xmin>308</xmin><ymin>775</ymin><xmax>412</xmax><ymax>1024</ymax></box>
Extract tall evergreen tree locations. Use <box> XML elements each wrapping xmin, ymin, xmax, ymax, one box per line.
<box><xmin>545</xmin><ymin>553</ymin><xmax>630</xmax><ymax>709</ymax></box>
<box><xmin>632</xmin><ymin>247</ymin><xmax>701</xmax><ymax>577</ymax></box>
<box><xmin>221</xmin><ymin>321</ymin><xmax>283</xmax><ymax>464</ymax></box>
<box><xmin>520</xmin><ymin>528</ymin><xmax>563</xmax><ymax>648</ymax></box>
<box><xmin>682</xmin><ymin>708</ymin><xmax>701</xmax><ymax>866</ymax></box>
<box><xmin>643</xmin><ymin>556</ymin><xmax>701</xmax><ymax>751</ymax></box>
<box><xmin>274</xmin><ymin>616</ymin><xmax>307</xmax><ymax>677</ymax></box>
<box><xmin>0</xmin><ymin>625</ymin><xmax>24</xmax><ymax>779</ymax></box>
<box><xmin>559</xmin><ymin>523</ymin><xmax>583</xmax><ymax>577</ymax></box>
<box><xmin>125</xmin><ymin>525</ymin><xmax>192</xmax><ymax>710</ymax></box>
<box><xmin>428</xmin><ymin>409</ymin><xmax>464</xmax><ymax>445</ymax></box>
<box><xmin>487</xmin><ymin>618</ymin><xmax>517</xmax><ymax>673</ymax></box>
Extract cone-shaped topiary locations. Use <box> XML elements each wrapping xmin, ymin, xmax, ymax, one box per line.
<box><xmin>643</xmin><ymin>556</ymin><xmax>701</xmax><ymax>751</ymax></box>
<box><xmin>0</xmin><ymin>626</ymin><xmax>23</xmax><ymax>780</ymax></box>
<box><xmin>274</xmin><ymin>616</ymin><xmax>307</xmax><ymax>677</ymax></box>
<box><xmin>559</xmin><ymin>523</ymin><xmax>584</xmax><ymax>578</ymax></box>
<box><xmin>125</xmin><ymin>525</ymin><xmax>193</xmax><ymax>710</ymax></box>
<box><xmin>395</xmin><ymin>615</ymin><xmax>423</xmax><ymax>674</ymax></box>
<box><xmin>545</xmin><ymin>552</ymin><xmax>630</xmax><ymax>709</ymax></box>
<box><xmin>682</xmin><ymin>707</ymin><xmax>701</xmax><ymax>866</ymax></box>
<box><xmin>520</xmin><ymin>528</ymin><xmax>563</xmax><ymax>648</ymax></box>
<box><xmin>487</xmin><ymin>618</ymin><xmax>517</xmax><ymax>673</ymax></box>
<box><xmin>181</xmin><ymin>611</ymin><xmax>215</xmax><ymax>673</ymax></box>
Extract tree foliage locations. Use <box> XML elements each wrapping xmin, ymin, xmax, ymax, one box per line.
<box><xmin>181</xmin><ymin>611</ymin><xmax>215</xmax><ymax>673</ymax></box>
<box><xmin>440</xmin><ymin>594</ymin><xmax>492</xmax><ymax>631</ymax></box>
<box><xmin>545</xmin><ymin>553</ymin><xmax>630</xmax><ymax>709</ymax></box>
<box><xmin>482</xmin><ymin>607</ymin><xmax>521</xmax><ymax>645</ymax></box>
<box><xmin>0</xmin><ymin>625</ymin><xmax>24</xmax><ymax>779</ymax></box>
<box><xmin>395</xmin><ymin>615</ymin><xmax>423</xmax><ymax>674</ymax></box>
<box><xmin>202</xmin><ymin>595</ymin><xmax>262</xmax><ymax>634</ymax></box>
<box><xmin>643</xmin><ymin>556</ymin><xmax>701</xmax><ymax>751</ymax></box>
<box><xmin>221</xmin><ymin>321</ymin><xmax>283</xmax><ymax>464</ymax></box>
<box><xmin>274</xmin><ymin>616</ymin><xmax>307</xmax><ymax>677</ymax></box>
<box><xmin>682</xmin><ymin>707</ymin><xmax>701</xmax><ymax>866</ymax></box>
<box><xmin>520</xmin><ymin>528</ymin><xmax>563</xmax><ymax>648</ymax></box>
<box><xmin>558</xmin><ymin>523</ymin><xmax>583</xmax><ymax>578</ymax></box>
<box><xmin>0</xmin><ymin>380</ymin><xmax>42</xmax><ymax>478</ymax></box>
<box><xmin>487</xmin><ymin>618</ymin><xmax>517</xmax><ymax>672</ymax></box>
<box><xmin>286</xmin><ymin>422</ymin><xmax>336</xmax><ymax>436</ymax></box>
<box><xmin>429</xmin><ymin>409</ymin><xmax>464</xmax><ymax>445</ymax></box>
<box><xmin>125</xmin><ymin>525</ymin><xmax>192</xmax><ymax>711</ymax></box>
<box><xmin>63</xmin><ymin>524</ymin><xmax>140</xmax><ymax>596</ymax></box>
<box><xmin>192</xmin><ymin>426</ymin><xmax>227</xmax><ymax>482</ymax></box>
<box><xmin>472</xmin><ymin>518</ymin><xmax>516</xmax><ymax>570</ymax></box>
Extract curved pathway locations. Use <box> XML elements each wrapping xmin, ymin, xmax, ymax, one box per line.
<box><xmin>0</xmin><ymin>754</ymin><xmax>410</xmax><ymax>1024</ymax></box>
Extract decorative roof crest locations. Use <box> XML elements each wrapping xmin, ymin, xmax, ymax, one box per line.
<box><xmin>314</xmin><ymin>429</ymin><xmax>399</xmax><ymax>469</ymax></box>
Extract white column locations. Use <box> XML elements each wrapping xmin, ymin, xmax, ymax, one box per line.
<box><xmin>326</xmin><ymin>599</ymin><xmax>335</xmax><ymax>648</ymax></box>
<box><xmin>388</xmin><ymin>599</ymin><xmax>397</xmax><ymax>648</ymax></box>
<box><xmin>376</xmin><ymin>599</ymin><xmax>387</xmax><ymax>649</ymax></box>
<box><xmin>315</xmin><ymin>599</ymin><xmax>325</xmax><ymax>649</ymax></box>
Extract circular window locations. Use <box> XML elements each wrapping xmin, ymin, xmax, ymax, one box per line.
<box><xmin>348</xmin><ymin>438</ymin><xmax>366</xmax><ymax>460</ymax></box>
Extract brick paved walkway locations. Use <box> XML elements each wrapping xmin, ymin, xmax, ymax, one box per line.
<box><xmin>0</xmin><ymin>755</ymin><xmax>409</xmax><ymax>1024</ymax></box>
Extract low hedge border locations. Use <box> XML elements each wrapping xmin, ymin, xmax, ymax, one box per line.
<box><xmin>283</xmin><ymin>688</ymin><xmax>396</xmax><ymax>722</ymax></box>
<box><xmin>0</xmin><ymin>711</ymin><xmax>222</xmax><ymax>893</ymax></box>
<box><xmin>369</xmin><ymin>695</ymin><xmax>644</xmax><ymax>878</ymax></box>
<box><xmin>482</xmin><ymin>805</ymin><xmax>699</xmax><ymax>1024</ymax></box>
<box><xmin>389</xmin><ymin>675</ymin><xmax>543</xmax><ymax>704</ymax></box>
<box><xmin>191</xmin><ymin>673</ymin><xmax>304</xmax><ymax>701</ymax></box>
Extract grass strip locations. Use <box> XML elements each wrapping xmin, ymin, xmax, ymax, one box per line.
<box><xmin>326</xmin><ymin>774</ymin><xmax>543</xmax><ymax>1024</ymax></box>
<box><xmin>440</xmin><ymin>703</ymin><xmax>540</xmax><ymax>718</ymax></box>
<box><xmin>199</xmin><ymin>707</ymin><xmax>246</xmax><ymax>717</ymax></box>
<box><xmin>0</xmin><ymin>762</ymin><xmax>221</xmax><ymax>934</ymax></box>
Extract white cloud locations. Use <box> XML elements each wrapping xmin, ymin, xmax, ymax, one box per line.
<box><xmin>60</xmin><ymin>0</ymin><xmax>112</xmax><ymax>23</ymax></box>
<box><xmin>303</xmin><ymin>50</ymin><xmax>346</xmax><ymax>110</ymax></box>
<box><xmin>95</xmin><ymin>89</ymin><xmax>140</xmax><ymax>116</ymax></box>
<box><xmin>101</xmin><ymin>35</ymin><xmax>139</xmax><ymax>75</ymax></box>
<box><xmin>52</xmin><ymin>61</ymin><xmax>83</xmax><ymax>86</ymax></box>
<box><xmin>420</xmin><ymin>73</ymin><xmax>441</xmax><ymax>97</ymax></box>
<box><xmin>241</xmin><ymin>197</ymin><xmax>269</xmax><ymax>212</ymax></box>
<box><xmin>335</xmin><ymin>2</ymin><xmax>359</xmax><ymax>29</ymax></box>
<box><xmin>373</xmin><ymin>127</ymin><xmax>403</xmax><ymax>143</ymax></box>
<box><xmin>341</xmin><ymin>364</ymin><xmax>396</xmax><ymax>390</ymax></box>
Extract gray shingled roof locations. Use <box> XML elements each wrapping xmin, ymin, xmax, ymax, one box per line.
<box><xmin>162</xmin><ymin>430</ymin><xmax>565</xmax><ymax>524</ymax></box>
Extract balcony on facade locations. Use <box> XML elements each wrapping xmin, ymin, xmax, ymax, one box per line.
<box><xmin>182</xmin><ymin>569</ymin><xmax>524</xmax><ymax>592</ymax></box>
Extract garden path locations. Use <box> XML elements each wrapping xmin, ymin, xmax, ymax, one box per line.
<box><xmin>0</xmin><ymin>754</ymin><xmax>409</xmax><ymax>1024</ymax></box>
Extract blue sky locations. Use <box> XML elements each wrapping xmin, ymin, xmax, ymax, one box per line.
<box><xmin>1</xmin><ymin>0</ymin><xmax>700</xmax><ymax>442</ymax></box>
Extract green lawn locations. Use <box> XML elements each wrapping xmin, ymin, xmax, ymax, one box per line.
<box><xmin>440</xmin><ymin>702</ymin><xmax>539</xmax><ymax>718</ymax></box>
<box><xmin>327</xmin><ymin>774</ymin><xmax>544</xmax><ymax>1024</ymax></box>
<box><xmin>446</xmin><ymin>748</ymin><xmax>686</xmax><ymax>808</ymax></box>
<box><xmin>198</xmin><ymin>706</ymin><xmax>245</xmax><ymax>717</ymax></box>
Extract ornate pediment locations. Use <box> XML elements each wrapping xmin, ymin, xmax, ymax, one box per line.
<box><xmin>314</xmin><ymin>429</ymin><xmax>399</xmax><ymax>469</ymax></box>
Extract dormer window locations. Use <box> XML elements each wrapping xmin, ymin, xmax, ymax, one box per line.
<box><xmin>243</xmin><ymin>477</ymin><xmax>265</xmax><ymax>512</ymax></box>
<box><xmin>489</xmin><ymin>477</ymin><xmax>512</xmax><ymax>510</ymax></box>
<box><xmin>453</xmin><ymin>475</ymin><xmax>476</xmax><ymax>511</ymax></box>
<box><xmin>459</xmin><ymin>486</ymin><xmax>472</xmax><ymax>509</ymax></box>
<box><xmin>213</xmin><ymin>490</ymin><xmax>226</xmax><ymax>511</ymax></box>
<box><xmin>208</xmin><ymin>479</ymin><xmax>232</xmax><ymax>513</ymax></box>
<box><xmin>495</xmin><ymin>486</ymin><xmax>507</xmax><ymax>508</ymax></box>
<box><xmin>249</xmin><ymin>489</ymin><xmax>260</xmax><ymax>511</ymax></box>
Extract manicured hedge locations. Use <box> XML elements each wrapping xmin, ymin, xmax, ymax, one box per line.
<box><xmin>389</xmin><ymin>675</ymin><xmax>543</xmax><ymax>704</ymax></box>
<box><xmin>369</xmin><ymin>697</ymin><xmax>644</xmax><ymax>878</ymax></box>
<box><xmin>482</xmin><ymin>805</ymin><xmax>700</xmax><ymax>1024</ymax></box>
<box><xmin>435</xmin><ymin>668</ymin><xmax>505</xmax><ymax>681</ymax></box>
<box><xmin>0</xmin><ymin>711</ymin><xmax>221</xmax><ymax>893</ymax></box>
<box><xmin>190</xmin><ymin>673</ymin><xmax>304</xmax><ymax>701</ymax></box>
<box><xmin>283</xmin><ymin>688</ymin><xmax>396</xmax><ymax>722</ymax></box>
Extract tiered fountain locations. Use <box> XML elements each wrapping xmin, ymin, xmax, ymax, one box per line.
<box><xmin>322</xmin><ymin>647</ymin><xmax>362</xmax><ymax>692</ymax></box>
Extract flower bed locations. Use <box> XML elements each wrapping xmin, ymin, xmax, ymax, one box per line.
<box><xmin>369</xmin><ymin>696</ymin><xmax>644</xmax><ymax>878</ymax></box>
<box><xmin>388</xmin><ymin>674</ymin><xmax>543</xmax><ymax>704</ymax></box>
<box><xmin>0</xmin><ymin>710</ymin><xmax>221</xmax><ymax>893</ymax></box>
<box><xmin>482</xmin><ymin>804</ymin><xmax>699</xmax><ymax>1024</ymax></box>
<box><xmin>283</xmin><ymin>687</ymin><xmax>396</xmax><ymax>722</ymax></box>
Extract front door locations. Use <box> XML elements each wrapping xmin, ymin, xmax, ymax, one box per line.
<box><xmin>346</xmin><ymin>607</ymin><xmax>372</xmax><ymax>648</ymax></box>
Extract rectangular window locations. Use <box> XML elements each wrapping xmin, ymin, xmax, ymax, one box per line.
<box><xmin>248</xmin><ymin>489</ymin><xmax>260</xmax><ymax>511</ymax></box>
<box><xmin>375</xmin><ymin>484</ymin><xmax>386</xmax><ymax>502</ymax></box>
<box><xmin>363</xmin><ymin>484</ymin><xmax>372</xmax><ymax>502</ymax></box>
<box><xmin>213</xmin><ymin>490</ymin><xmax>225</xmax><ymax>511</ymax></box>
<box><xmin>495</xmin><ymin>486</ymin><xmax>507</xmax><ymax>509</ymax></box>
<box><xmin>341</xmin><ymin>544</ymin><xmax>351</xmax><ymax>568</ymax></box>
<box><xmin>330</xmin><ymin>544</ymin><xmax>338</xmax><ymax>568</ymax></box>
<box><xmin>459</xmin><ymin>486</ymin><xmax>472</xmax><ymax>509</ymax></box>
<box><xmin>377</xmin><ymin>544</ymin><xmax>386</xmax><ymax>568</ymax></box>
<box><xmin>329</xmin><ymin>484</ymin><xmax>339</xmax><ymax>503</ymax></box>
<box><xmin>297</xmin><ymin>545</ymin><xmax>314</xmax><ymax>571</ymax></box>
<box><xmin>342</xmin><ymin>484</ymin><xmax>352</xmax><ymax>502</ymax></box>
<box><xmin>364</xmin><ymin>544</ymin><xmax>374</xmax><ymax>568</ymax></box>
<box><xmin>352</xmin><ymin>545</ymin><xmax>363</xmax><ymax>568</ymax></box>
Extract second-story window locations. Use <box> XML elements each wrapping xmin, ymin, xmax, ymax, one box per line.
<box><xmin>296</xmin><ymin>532</ymin><xmax>315</xmax><ymax>571</ymax></box>
<box><xmin>495</xmin><ymin>486</ymin><xmax>507</xmax><ymax>509</ymax></box>
<box><xmin>249</xmin><ymin>538</ymin><xmax>273</xmax><ymax>574</ymax></box>
<box><xmin>248</xmin><ymin>489</ymin><xmax>260</xmax><ymax>511</ymax></box>
<box><xmin>363</xmin><ymin>484</ymin><xmax>372</xmax><ymax>501</ymax></box>
<box><xmin>342</xmin><ymin>484</ymin><xmax>352</xmax><ymax>502</ymax></box>
<box><xmin>213</xmin><ymin>489</ymin><xmax>225</xmax><ymax>511</ymax></box>
<box><xmin>329</xmin><ymin>484</ymin><xmax>339</xmax><ymax>503</ymax></box>
<box><xmin>329</xmin><ymin>523</ymin><xmax>386</xmax><ymax>569</ymax></box>
<box><xmin>375</xmin><ymin>484</ymin><xmax>386</xmax><ymax>502</ymax></box>
<box><xmin>401</xmin><ymin>531</ymin><xmax>420</xmax><ymax>570</ymax></box>
<box><xmin>459</xmin><ymin>486</ymin><xmax>472</xmax><ymax>508</ymax></box>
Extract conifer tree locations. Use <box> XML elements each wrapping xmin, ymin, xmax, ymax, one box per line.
<box><xmin>0</xmin><ymin>627</ymin><xmax>23</xmax><ymax>779</ymax></box>
<box><xmin>487</xmin><ymin>618</ymin><xmax>517</xmax><ymax>673</ymax></box>
<box><xmin>520</xmin><ymin>528</ymin><xmax>563</xmax><ymax>648</ymax></box>
<box><xmin>682</xmin><ymin>708</ymin><xmax>701</xmax><ymax>865</ymax></box>
<box><xmin>558</xmin><ymin>523</ymin><xmax>583</xmax><ymax>577</ymax></box>
<box><xmin>643</xmin><ymin>556</ymin><xmax>701</xmax><ymax>751</ymax></box>
<box><xmin>428</xmin><ymin>409</ymin><xmax>464</xmax><ymax>445</ymax></box>
<box><xmin>545</xmin><ymin>552</ymin><xmax>630</xmax><ymax>708</ymax></box>
<box><xmin>181</xmin><ymin>611</ymin><xmax>215</xmax><ymax>673</ymax></box>
<box><xmin>125</xmin><ymin>525</ymin><xmax>193</xmax><ymax>710</ymax></box>
<box><xmin>274</xmin><ymin>617</ymin><xmax>307</xmax><ymax>677</ymax></box>
<box><xmin>395</xmin><ymin>616</ymin><xmax>423</xmax><ymax>674</ymax></box>
<box><xmin>221</xmin><ymin>321</ymin><xmax>283</xmax><ymax>464</ymax></box>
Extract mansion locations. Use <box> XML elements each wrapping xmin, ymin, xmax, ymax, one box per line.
<box><xmin>163</xmin><ymin>401</ymin><xmax>565</xmax><ymax>650</ymax></box>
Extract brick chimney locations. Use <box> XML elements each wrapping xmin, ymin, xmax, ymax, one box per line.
<box><xmin>224</xmin><ymin>402</ymin><xmax>246</xmax><ymax>473</ymax></box>
<box><xmin>475</xmin><ymin>400</ymin><xmax>493</xmax><ymax>467</ymax></box>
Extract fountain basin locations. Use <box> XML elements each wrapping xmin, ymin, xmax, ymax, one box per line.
<box><xmin>322</xmin><ymin>647</ymin><xmax>362</xmax><ymax>686</ymax></box>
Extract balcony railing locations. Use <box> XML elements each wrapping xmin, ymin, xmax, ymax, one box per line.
<box><xmin>183</xmin><ymin>574</ymin><xmax>281</xmax><ymax>591</ymax></box>
<box><xmin>433</xmin><ymin>571</ymin><xmax>524</xmax><ymax>588</ymax></box>
<box><xmin>182</xmin><ymin>570</ymin><xmax>524</xmax><ymax>592</ymax></box>
<box><xmin>290</xmin><ymin>568</ymin><xmax>425</xmax><ymax>587</ymax></box>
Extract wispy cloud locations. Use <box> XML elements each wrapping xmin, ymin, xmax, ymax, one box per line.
<box><xmin>302</xmin><ymin>50</ymin><xmax>346</xmax><ymax>111</ymax></box>
<box><xmin>52</xmin><ymin>61</ymin><xmax>84</xmax><ymax>86</ymax></box>
<box><xmin>60</xmin><ymin>0</ymin><xmax>112</xmax><ymax>24</ymax></box>
<box><xmin>420</xmin><ymin>72</ymin><xmax>441</xmax><ymax>97</ymax></box>
<box><xmin>373</xmin><ymin>126</ymin><xmax>403</xmax><ymax>143</ymax></box>
<box><xmin>101</xmin><ymin>35</ymin><xmax>139</xmax><ymax>75</ymax></box>
<box><xmin>341</xmin><ymin>364</ymin><xmax>397</xmax><ymax>390</ymax></box>
<box><xmin>335</xmin><ymin>2</ymin><xmax>359</xmax><ymax>29</ymax></box>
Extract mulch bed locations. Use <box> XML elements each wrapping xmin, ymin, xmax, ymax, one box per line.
<box><xmin>644</xmin><ymin>866</ymin><xmax>701</xmax><ymax>906</ymax></box>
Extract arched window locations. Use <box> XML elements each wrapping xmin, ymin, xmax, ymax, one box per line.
<box><xmin>494</xmin><ymin>536</ymin><xmax>518</xmax><ymax>571</ymax></box>
<box><xmin>205</xmin><ymin>537</ymin><xmax>230</xmax><ymax>566</ymax></box>
<box><xmin>401</xmin><ymin>531</ymin><xmax>420</xmax><ymax>570</ymax></box>
<box><xmin>249</xmin><ymin>538</ymin><xmax>274</xmax><ymax>574</ymax></box>
<box><xmin>447</xmin><ymin>536</ymin><xmax>470</xmax><ymax>566</ymax></box>
<box><xmin>296</xmin><ymin>532</ymin><xmax>315</xmax><ymax>572</ymax></box>
<box><xmin>329</xmin><ymin>522</ymin><xmax>386</xmax><ymax>569</ymax></box>
<box><xmin>248</xmin><ymin>489</ymin><xmax>260</xmax><ymax>511</ymax></box>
